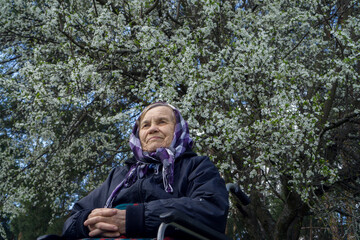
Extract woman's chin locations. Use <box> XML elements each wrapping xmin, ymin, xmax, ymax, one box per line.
<box><xmin>143</xmin><ymin>144</ymin><xmax>167</xmax><ymax>152</ymax></box>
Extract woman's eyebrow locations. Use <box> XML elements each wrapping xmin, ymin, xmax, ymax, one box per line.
<box><xmin>140</xmin><ymin>120</ymin><xmax>150</xmax><ymax>126</ymax></box>
<box><xmin>157</xmin><ymin>116</ymin><xmax>172</xmax><ymax>121</ymax></box>
<box><xmin>141</xmin><ymin>116</ymin><xmax>172</xmax><ymax>126</ymax></box>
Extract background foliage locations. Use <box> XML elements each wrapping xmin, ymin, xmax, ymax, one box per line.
<box><xmin>1</xmin><ymin>0</ymin><xmax>359</xmax><ymax>239</ymax></box>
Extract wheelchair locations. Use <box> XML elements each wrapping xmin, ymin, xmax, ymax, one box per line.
<box><xmin>38</xmin><ymin>183</ymin><xmax>250</xmax><ymax>240</ymax></box>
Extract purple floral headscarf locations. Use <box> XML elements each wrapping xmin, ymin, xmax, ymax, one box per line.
<box><xmin>105</xmin><ymin>102</ymin><xmax>193</xmax><ymax>208</ymax></box>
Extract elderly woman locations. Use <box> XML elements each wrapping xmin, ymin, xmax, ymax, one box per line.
<box><xmin>62</xmin><ymin>102</ymin><xmax>229</xmax><ymax>239</ymax></box>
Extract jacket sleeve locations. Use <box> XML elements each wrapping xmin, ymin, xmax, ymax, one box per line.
<box><xmin>125</xmin><ymin>156</ymin><xmax>229</xmax><ymax>238</ymax></box>
<box><xmin>62</xmin><ymin>167</ymin><xmax>123</xmax><ymax>239</ymax></box>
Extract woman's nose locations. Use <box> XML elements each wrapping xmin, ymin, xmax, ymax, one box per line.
<box><xmin>148</xmin><ymin>124</ymin><xmax>159</xmax><ymax>133</ymax></box>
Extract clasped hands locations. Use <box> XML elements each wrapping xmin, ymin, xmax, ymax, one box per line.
<box><xmin>84</xmin><ymin>208</ymin><xmax>126</xmax><ymax>238</ymax></box>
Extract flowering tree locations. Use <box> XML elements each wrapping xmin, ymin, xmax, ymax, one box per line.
<box><xmin>1</xmin><ymin>0</ymin><xmax>359</xmax><ymax>239</ymax></box>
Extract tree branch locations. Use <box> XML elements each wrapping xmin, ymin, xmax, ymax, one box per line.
<box><xmin>143</xmin><ymin>0</ymin><xmax>160</xmax><ymax>16</ymax></box>
<box><xmin>319</xmin><ymin>112</ymin><xmax>360</xmax><ymax>139</ymax></box>
<box><xmin>0</xmin><ymin>55</ymin><xmax>22</xmax><ymax>64</ymax></box>
<box><xmin>261</xmin><ymin>169</ymin><xmax>286</xmax><ymax>204</ymax></box>
<box><xmin>92</xmin><ymin>0</ymin><xmax>99</xmax><ymax>17</ymax></box>
<box><xmin>319</xmin><ymin>81</ymin><xmax>338</xmax><ymax>127</ymax></box>
<box><xmin>60</xmin><ymin>30</ymin><xmax>140</xmax><ymax>56</ymax></box>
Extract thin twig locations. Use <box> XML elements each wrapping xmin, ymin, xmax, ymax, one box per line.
<box><xmin>0</xmin><ymin>55</ymin><xmax>22</xmax><ymax>64</ymax></box>
<box><xmin>261</xmin><ymin>169</ymin><xmax>286</xmax><ymax>204</ymax></box>
<box><xmin>93</xmin><ymin>0</ymin><xmax>98</xmax><ymax>17</ymax></box>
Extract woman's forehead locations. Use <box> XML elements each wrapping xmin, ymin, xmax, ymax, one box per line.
<box><xmin>140</xmin><ymin>106</ymin><xmax>175</xmax><ymax>122</ymax></box>
<box><xmin>142</xmin><ymin>106</ymin><xmax>173</xmax><ymax>119</ymax></box>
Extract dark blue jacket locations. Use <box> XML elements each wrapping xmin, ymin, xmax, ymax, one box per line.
<box><xmin>62</xmin><ymin>151</ymin><xmax>229</xmax><ymax>238</ymax></box>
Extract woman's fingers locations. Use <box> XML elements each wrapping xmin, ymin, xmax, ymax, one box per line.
<box><xmin>88</xmin><ymin>222</ymin><xmax>119</xmax><ymax>237</ymax></box>
<box><xmin>88</xmin><ymin>228</ymin><xmax>103</xmax><ymax>237</ymax></box>
<box><xmin>85</xmin><ymin>218</ymin><xmax>118</xmax><ymax>229</ymax></box>
<box><xmin>84</xmin><ymin>208</ymin><xmax>125</xmax><ymax>237</ymax></box>
<box><xmin>84</xmin><ymin>208</ymin><xmax>117</xmax><ymax>226</ymax></box>
<box><xmin>88</xmin><ymin>208</ymin><xmax>117</xmax><ymax>218</ymax></box>
<box><xmin>101</xmin><ymin>231</ymin><xmax>122</xmax><ymax>238</ymax></box>
<box><xmin>89</xmin><ymin>228</ymin><xmax>120</xmax><ymax>238</ymax></box>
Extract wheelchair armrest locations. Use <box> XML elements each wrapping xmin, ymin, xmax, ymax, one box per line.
<box><xmin>159</xmin><ymin>210</ymin><xmax>231</xmax><ymax>240</ymax></box>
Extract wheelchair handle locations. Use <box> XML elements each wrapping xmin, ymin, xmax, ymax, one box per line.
<box><xmin>226</xmin><ymin>183</ymin><xmax>251</xmax><ymax>206</ymax></box>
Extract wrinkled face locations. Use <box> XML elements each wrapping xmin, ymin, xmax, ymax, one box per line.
<box><xmin>139</xmin><ymin>106</ymin><xmax>175</xmax><ymax>152</ymax></box>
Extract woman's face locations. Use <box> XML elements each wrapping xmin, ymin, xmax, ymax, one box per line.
<box><xmin>139</xmin><ymin>106</ymin><xmax>175</xmax><ymax>152</ymax></box>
